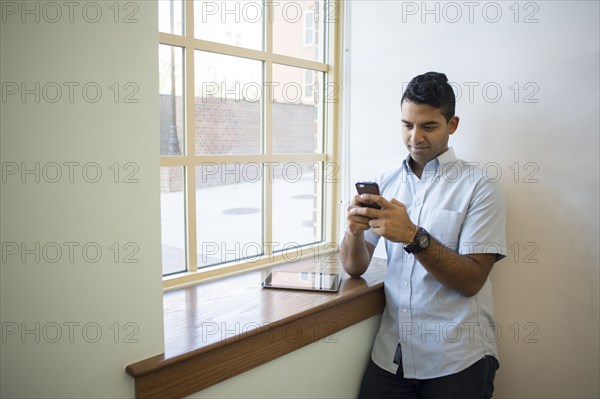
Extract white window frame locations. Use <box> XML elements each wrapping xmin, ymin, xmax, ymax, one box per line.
<box><xmin>159</xmin><ymin>0</ymin><xmax>343</xmax><ymax>290</ymax></box>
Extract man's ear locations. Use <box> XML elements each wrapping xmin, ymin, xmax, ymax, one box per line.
<box><xmin>448</xmin><ymin>116</ymin><xmax>460</xmax><ymax>134</ymax></box>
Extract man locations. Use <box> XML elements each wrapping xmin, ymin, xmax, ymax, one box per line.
<box><xmin>340</xmin><ymin>72</ymin><xmax>506</xmax><ymax>398</ymax></box>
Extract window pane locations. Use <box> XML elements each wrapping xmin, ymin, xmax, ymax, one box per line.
<box><xmin>195</xmin><ymin>51</ymin><xmax>262</xmax><ymax>155</ymax></box>
<box><xmin>194</xmin><ymin>0</ymin><xmax>262</xmax><ymax>50</ymax></box>
<box><xmin>272</xmin><ymin>64</ymin><xmax>322</xmax><ymax>153</ymax></box>
<box><xmin>161</xmin><ymin>167</ymin><xmax>187</xmax><ymax>275</ymax></box>
<box><xmin>159</xmin><ymin>0</ymin><xmax>184</xmax><ymax>35</ymax></box>
<box><xmin>196</xmin><ymin>163</ymin><xmax>263</xmax><ymax>268</ymax></box>
<box><xmin>272</xmin><ymin>162</ymin><xmax>322</xmax><ymax>249</ymax></box>
<box><xmin>159</xmin><ymin>44</ymin><xmax>184</xmax><ymax>156</ymax></box>
<box><xmin>273</xmin><ymin>0</ymin><xmax>325</xmax><ymax>62</ymax></box>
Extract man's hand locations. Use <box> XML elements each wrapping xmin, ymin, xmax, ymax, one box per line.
<box><xmin>346</xmin><ymin>194</ymin><xmax>376</xmax><ymax>236</ymax></box>
<box><xmin>340</xmin><ymin>194</ymin><xmax>379</xmax><ymax>277</ymax></box>
<box><xmin>349</xmin><ymin>194</ymin><xmax>417</xmax><ymax>244</ymax></box>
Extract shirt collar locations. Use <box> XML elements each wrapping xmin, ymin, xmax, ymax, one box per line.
<box><xmin>403</xmin><ymin>147</ymin><xmax>458</xmax><ymax>175</ymax></box>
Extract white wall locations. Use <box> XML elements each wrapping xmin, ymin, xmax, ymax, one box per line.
<box><xmin>0</xmin><ymin>2</ymin><xmax>164</xmax><ymax>398</ymax></box>
<box><xmin>187</xmin><ymin>315</ymin><xmax>381</xmax><ymax>399</ymax></box>
<box><xmin>345</xmin><ymin>1</ymin><xmax>599</xmax><ymax>398</ymax></box>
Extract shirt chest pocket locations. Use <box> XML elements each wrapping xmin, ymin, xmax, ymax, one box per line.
<box><xmin>423</xmin><ymin>208</ymin><xmax>465</xmax><ymax>251</ymax></box>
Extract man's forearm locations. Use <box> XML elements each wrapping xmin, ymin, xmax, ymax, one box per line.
<box><xmin>415</xmin><ymin>235</ymin><xmax>496</xmax><ymax>297</ymax></box>
<box><xmin>340</xmin><ymin>231</ymin><xmax>372</xmax><ymax>277</ymax></box>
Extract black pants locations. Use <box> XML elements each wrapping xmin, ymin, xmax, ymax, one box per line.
<box><xmin>358</xmin><ymin>356</ymin><xmax>499</xmax><ymax>399</ymax></box>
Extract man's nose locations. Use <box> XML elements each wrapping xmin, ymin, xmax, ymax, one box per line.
<box><xmin>411</xmin><ymin>128</ymin><xmax>424</xmax><ymax>143</ymax></box>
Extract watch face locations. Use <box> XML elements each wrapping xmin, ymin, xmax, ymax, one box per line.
<box><xmin>403</xmin><ymin>228</ymin><xmax>430</xmax><ymax>254</ymax></box>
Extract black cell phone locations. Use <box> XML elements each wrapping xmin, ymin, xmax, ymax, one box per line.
<box><xmin>355</xmin><ymin>181</ymin><xmax>382</xmax><ymax>209</ymax></box>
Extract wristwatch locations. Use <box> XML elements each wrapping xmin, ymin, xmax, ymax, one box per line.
<box><xmin>404</xmin><ymin>227</ymin><xmax>430</xmax><ymax>254</ymax></box>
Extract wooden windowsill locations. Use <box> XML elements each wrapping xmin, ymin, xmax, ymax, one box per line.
<box><xmin>125</xmin><ymin>254</ymin><xmax>387</xmax><ymax>399</ymax></box>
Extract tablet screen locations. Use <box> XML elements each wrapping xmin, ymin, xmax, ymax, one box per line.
<box><xmin>261</xmin><ymin>271</ymin><xmax>342</xmax><ymax>292</ymax></box>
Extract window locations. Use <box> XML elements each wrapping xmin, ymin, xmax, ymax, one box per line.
<box><xmin>303</xmin><ymin>69</ymin><xmax>316</xmax><ymax>102</ymax></box>
<box><xmin>304</xmin><ymin>11</ymin><xmax>315</xmax><ymax>46</ymax></box>
<box><xmin>158</xmin><ymin>0</ymin><xmax>342</xmax><ymax>287</ymax></box>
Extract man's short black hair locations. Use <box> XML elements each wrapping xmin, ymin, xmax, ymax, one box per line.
<box><xmin>401</xmin><ymin>72</ymin><xmax>456</xmax><ymax>122</ymax></box>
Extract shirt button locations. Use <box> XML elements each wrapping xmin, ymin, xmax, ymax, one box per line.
<box><xmin>415</xmin><ymin>200</ymin><xmax>421</xmax><ymax>206</ymax></box>
<box><xmin>402</xmin><ymin>309</ymin><xmax>408</xmax><ymax>314</ymax></box>
<box><xmin>403</xmin><ymin>281</ymin><xmax>409</xmax><ymax>287</ymax></box>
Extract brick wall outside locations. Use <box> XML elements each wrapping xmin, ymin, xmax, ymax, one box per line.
<box><xmin>160</xmin><ymin>95</ymin><xmax>318</xmax><ymax>192</ymax></box>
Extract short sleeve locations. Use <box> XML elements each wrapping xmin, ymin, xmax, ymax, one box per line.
<box><xmin>458</xmin><ymin>178</ymin><xmax>507</xmax><ymax>259</ymax></box>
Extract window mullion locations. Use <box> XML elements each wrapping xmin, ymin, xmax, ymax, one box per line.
<box><xmin>185</xmin><ymin>0</ymin><xmax>197</xmax><ymax>272</ymax></box>
<box><xmin>325</xmin><ymin>0</ymin><xmax>342</xmax><ymax>245</ymax></box>
<box><xmin>185</xmin><ymin>159</ymin><xmax>197</xmax><ymax>273</ymax></box>
<box><xmin>185</xmin><ymin>0</ymin><xmax>194</xmax><ymax>38</ymax></box>
<box><xmin>263</xmin><ymin>1</ymin><xmax>274</xmax><ymax>256</ymax></box>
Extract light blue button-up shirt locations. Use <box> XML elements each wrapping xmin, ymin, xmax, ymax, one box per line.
<box><xmin>364</xmin><ymin>147</ymin><xmax>507</xmax><ymax>379</ymax></box>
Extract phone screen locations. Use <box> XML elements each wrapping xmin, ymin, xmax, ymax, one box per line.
<box><xmin>355</xmin><ymin>182</ymin><xmax>382</xmax><ymax>209</ymax></box>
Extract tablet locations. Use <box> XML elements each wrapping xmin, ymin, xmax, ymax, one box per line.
<box><xmin>261</xmin><ymin>271</ymin><xmax>342</xmax><ymax>292</ymax></box>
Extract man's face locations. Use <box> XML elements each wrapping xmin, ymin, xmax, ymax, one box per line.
<box><xmin>401</xmin><ymin>101</ymin><xmax>459</xmax><ymax>166</ymax></box>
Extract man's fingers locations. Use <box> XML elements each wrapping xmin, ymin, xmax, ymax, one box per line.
<box><xmin>360</xmin><ymin>194</ymin><xmax>393</xmax><ymax>209</ymax></box>
<box><xmin>390</xmin><ymin>198</ymin><xmax>405</xmax><ymax>207</ymax></box>
<box><xmin>352</xmin><ymin>194</ymin><xmax>367</xmax><ymax>206</ymax></box>
<box><xmin>350</xmin><ymin>205</ymin><xmax>379</xmax><ymax>219</ymax></box>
